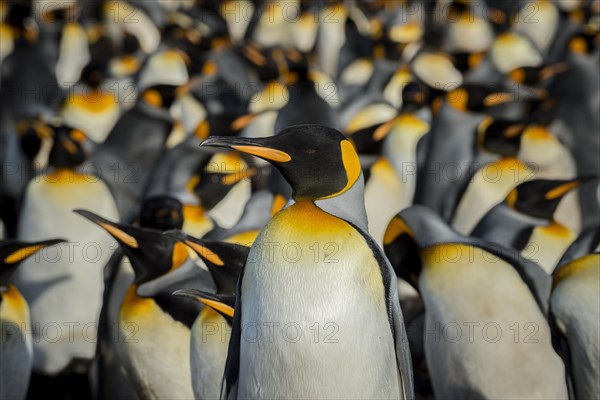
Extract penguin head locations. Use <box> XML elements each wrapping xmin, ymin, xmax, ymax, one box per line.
<box><xmin>80</xmin><ymin>62</ymin><xmax>107</xmax><ymax>90</ymax></box>
<box><xmin>446</xmin><ymin>84</ymin><xmax>514</xmax><ymax>112</ymax></box>
<box><xmin>141</xmin><ymin>84</ymin><xmax>179</xmax><ymax>109</ymax></box>
<box><xmin>507</xmin><ymin>63</ymin><xmax>569</xmax><ymax>86</ymax></box>
<box><xmin>401</xmin><ymin>81</ymin><xmax>430</xmax><ymax>111</ymax></box>
<box><xmin>165</xmin><ymin>231</ymin><xmax>247</xmax><ymax>295</ymax></box>
<box><xmin>75</xmin><ymin>210</ymin><xmax>186</xmax><ymax>285</ymax></box>
<box><xmin>17</xmin><ymin>117</ymin><xmax>53</xmax><ymax>161</ymax></box>
<box><xmin>0</xmin><ymin>239</ymin><xmax>65</xmax><ymax>292</ymax></box>
<box><xmin>477</xmin><ymin>117</ymin><xmax>527</xmax><ymax>156</ymax></box>
<box><xmin>139</xmin><ymin>196</ymin><xmax>184</xmax><ymax>231</ymax></box>
<box><xmin>191</xmin><ymin>152</ymin><xmax>255</xmax><ymax>210</ymax></box>
<box><xmin>201</xmin><ymin>124</ymin><xmax>362</xmax><ymax>201</ymax></box>
<box><xmin>5</xmin><ymin>2</ymin><xmax>36</xmax><ymax>40</ymax></box>
<box><xmin>567</xmin><ymin>28</ymin><xmax>600</xmax><ymax>56</ymax></box>
<box><xmin>48</xmin><ymin>125</ymin><xmax>90</xmax><ymax>169</ymax></box>
<box><xmin>505</xmin><ymin>179</ymin><xmax>585</xmax><ymax>220</ymax></box>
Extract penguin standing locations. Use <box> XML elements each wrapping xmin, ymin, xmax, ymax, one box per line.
<box><xmin>170</xmin><ymin>233</ymin><xmax>247</xmax><ymax>400</ymax></box>
<box><xmin>14</xmin><ymin>125</ymin><xmax>119</xmax><ymax>375</ymax></box>
<box><xmin>88</xmin><ymin>84</ymin><xmax>179</xmax><ymax>221</ymax></box>
<box><xmin>91</xmin><ymin>195</ymin><xmax>185</xmax><ymax>400</ymax></box>
<box><xmin>550</xmin><ymin>226</ymin><xmax>600</xmax><ymax>399</ymax></box>
<box><xmin>384</xmin><ymin>205</ymin><xmax>568</xmax><ymax>399</ymax></box>
<box><xmin>201</xmin><ymin>124</ymin><xmax>413</xmax><ymax>399</ymax></box>
<box><xmin>75</xmin><ymin>209</ymin><xmax>213</xmax><ymax>399</ymax></box>
<box><xmin>0</xmin><ymin>238</ymin><xmax>65</xmax><ymax>400</ymax></box>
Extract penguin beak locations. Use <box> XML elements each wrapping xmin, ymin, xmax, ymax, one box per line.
<box><xmin>74</xmin><ymin>209</ymin><xmax>139</xmax><ymax>248</ymax></box>
<box><xmin>3</xmin><ymin>239</ymin><xmax>66</xmax><ymax>265</ymax></box>
<box><xmin>539</xmin><ymin>63</ymin><xmax>569</xmax><ymax>81</ymax></box>
<box><xmin>172</xmin><ymin>289</ymin><xmax>235</xmax><ymax>320</ymax></box>
<box><xmin>164</xmin><ymin>230</ymin><xmax>224</xmax><ymax>267</ymax></box>
<box><xmin>483</xmin><ymin>92</ymin><xmax>515</xmax><ymax>107</ymax></box>
<box><xmin>545</xmin><ymin>177</ymin><xmax>596</xmax><ymax>200</ymax></box>
<box><xmin>201</xmin><ymin>136</ymin><xmax>292</xmax><ymax>163</ymax></box>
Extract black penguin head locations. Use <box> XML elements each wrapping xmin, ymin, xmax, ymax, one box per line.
<box><xmin>191</xmin><ymin>152</ymin><xmax>255</xmax><ymax>210</ymax></box>
<box><xmin>141</xmin><ymin>84</ymin><xmax>179</xmax><ymax>109</ymax></box>
<box><xmin>446</xmin><ymin>84</ymin><xmax>513</xmax><ymax>112</ymax></box>
<box><xmin>75</xmin><ymin>210</ymin><xmax>184</xmax><ymax>285</ymax></box>
<box><xmin>48</xmin><ymin>125</ymin><xmax>90</xmax><ymax>168</ymax></box>
<box><xmin>0</xmin><ymin>239</ymin><xmax>65</xmax><ymax>292</ymax></box>
<box><xmin>5</xmin><ymin>2</ymin><xmax>32</xmax><ymax>33</ymax></box>
<box><xmin>165</xmin><ymin>231</ymin><xmax>247</xmax><ymax>295</ymax></box>
<box><xmin>201</xmin><ymin>124</ymin><xmax>362</xmax><ymax>201</ymax></box>
<box><xmin>477</xmin><ymin>117</ymin><xmax>527</xmax><ymax>156</ymax></box>
<box><xmin>139</xmin><ymin>196</ymin><xmax>184</xmax><ymax>231</ymax></box>
<box><xmin>401</xmin><ymin>81</ymin><xmax>430</xmax><ymax>111</ymax></box>
<box><xmin>567</xmin><ymin>28</ymin><xmax>600</xmax><ymax>56</ymax></box>
<box><xmin>508</xmin><ymin>63</ymin><xmax>569</xmax><ymax>86</ymax></box>
<box><xmin>505</xmin><ymin>179</ymin><xmax>586</xmax><ymax>220</ymax></box>
<box><xmin>80</xmin><ymin>62</ymin><xmax>107</xmax><ymax>90</ymax></box>
<box><xmin>17</xmin><ymin>117</ymin><xmax>53</xmax><ymax>161</ymax></box>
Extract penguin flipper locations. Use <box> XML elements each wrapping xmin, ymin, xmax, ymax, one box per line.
<box><xmin>349</xmin><ymin>222</ymin><xmax>415</xmax><ymax>400</ymax></box>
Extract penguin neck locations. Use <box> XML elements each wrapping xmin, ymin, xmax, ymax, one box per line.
<box><xmin>312</xmin><ymin>172</ymin><xmax>369</xmax><ymax>233</ymax></box>
<box><xmin>46</xmin><ymin>168</ymin><xmax>88</xmax><ymax>183</ymax></box>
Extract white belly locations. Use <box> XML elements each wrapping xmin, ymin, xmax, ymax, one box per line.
<box><xmin>14</xmin><ymin>176</ymin><xmax>119</xmax><ymax>374</ymax></box>
<box><xmin>420</xmin><ymin>244</ymin><xmax>568</xmax><ymax>399</ymax></box>
<box><xmin>238</xmin><ymin>201</ymin><xmax>401</xmax><ymax>399</ymax></box>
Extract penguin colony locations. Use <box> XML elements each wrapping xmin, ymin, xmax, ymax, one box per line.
<box><xmin>0</xmin><ymin>0</ymin><xmax>598</xmax><ymax>399</ymax></box>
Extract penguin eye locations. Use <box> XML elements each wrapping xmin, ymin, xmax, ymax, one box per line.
<box><xmin>305</xmin><ymin>149</ymin><xmax>316</xmax><ymax>154</ymax></box>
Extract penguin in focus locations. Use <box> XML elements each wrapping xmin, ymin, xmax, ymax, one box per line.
<box><xmin>472</xmin><ymin>178</ymin><xmax>584</xmax><ymax>273</ymax></box>
<box><xmin>169</xmin><ymin>232</ymin><xmax>248</xmax><ymax>400</ymax></box>
<box><xmin>383</xmin><ymin>205</ymin><xmax>569</xmax><ymax>399</ymax></box>
<box><xmin>0</xmin><ymin>238</ymin><xmax>65</xmax><ymax>400</ymax></box>
<box><xmin>14</xmin><ymin>124</ymin><xmax>119</xmax><ymax>376</ymax></box>
<box><xmin>75</xmin><ymin>209</ymin><xmax>213</xmax><ymax>399</ymax></box>
<box><xmin>200</xmin><ymin>124</ymin><xmax>414</xmax><ymax>399</ymax></box>
<box><xmin>550</xmin><ymin>226</ymin><xmax>600</xmax><ymax>399</ymax></box>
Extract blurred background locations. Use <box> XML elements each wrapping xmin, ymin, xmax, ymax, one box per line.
<box><xmin>0</xmin><ymin>0</ymin><xmax>599</xmax><ymax>399</ymax></box>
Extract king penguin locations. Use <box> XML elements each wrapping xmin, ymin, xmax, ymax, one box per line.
<box><xmin>200</xmin><ymin>124</ymin><xmax>413</xmax><ymax>399</ymax></box>
<box><xmin>0</xmin><ymin>238</ymin><xmax>65</xmax><ymax>400</ymax></box>
<box><xmin>75</xmin><ymin>209</ymin><xmax>213</xmax><ymax>400</ymax></box>
<box><xmin>169</xmin><ymin>232</ymin><xmax>248</xmax><ymax>400</ymax></box>
<box><xmin>472</xmin><ymin>178</ymin><xmax>583</xmax><ymax>273</ymax></box>
<box><xmin>550</xmin><ymin>225</ymin><xmax>600</xmax><ymax>399</ymax></box>
<box><xmin>14</xmin><ymin>125</ymin><xmax>119</xmax><ymax>375</ymax></box>
<box><xmin>383</xmin><ymin>205</ymin><xmax>569</xmax><ymax>399</ymax></box>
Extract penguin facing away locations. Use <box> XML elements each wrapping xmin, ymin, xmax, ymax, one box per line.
<box><xmin>0</xmin><ymin>239</ymin><xmax>65</xmax><ymax>400</ymax></box>
<box><xmin>200</xmin><ymin>124</ymin><xmax>413</xmax><ymax>399</ymax></box>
